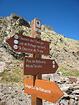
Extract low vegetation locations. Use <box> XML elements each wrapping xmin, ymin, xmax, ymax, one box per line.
<box><xmin>0</xmin><ymin>68</ymin><xmax>23</xmax><ymax>83</ymax></box>
<box><xmin>60</xmin><ymin>67</ymin><xmax>79</xmax><ymax>77</ymax></box>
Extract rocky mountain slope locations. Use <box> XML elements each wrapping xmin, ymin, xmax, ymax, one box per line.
<box><xmin>0</xmin><ymin>14</ymin><xmax>79</xmax><ymax>77</ymax></box>
<box><xmin>41</xmin><ymin>26</ymin><xmax>79</xmax><ymax>72</ymax></box>
<box><xmin>0</xmin><ymin>14</ymin><xmax>79</xmax><ymax>105</ymax></box>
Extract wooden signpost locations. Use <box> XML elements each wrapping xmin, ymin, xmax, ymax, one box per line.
<box><xmin>6</xmin><ymin>18</ymin><xmax>63</xmax><ymax>105</ymax></box>
<box><xmin>31</xmin><ymin>18</ymin><xmax>43</xmax><ymax>105</ymax></box>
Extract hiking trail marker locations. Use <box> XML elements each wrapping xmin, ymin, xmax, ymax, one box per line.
<box><xmin>6</xmin><ymin>34</ymin><xmax>49</xmax><ymax>55</ymax></box>
<box><xmin>6</xmin><ymin>18</ymin><xmax>63</xmax><ymax>105</ymax></box>
<box><xmin>24</xmin><ymin>57</ymin><xmax>58</xmax><ymax>75</ymax></box>
<box><xmin>24</xmin><ymin>79</ymin><xmax>64</xmax><ymax>103</ymax></box>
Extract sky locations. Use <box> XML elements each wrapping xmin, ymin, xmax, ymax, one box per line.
<box><xmin>0</xmin><ymin>0</ymin><xmax>79</xmax><ymax>40</ymax></box>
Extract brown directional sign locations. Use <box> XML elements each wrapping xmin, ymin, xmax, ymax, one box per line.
<box><xmin>24</xmin><ymin>79</ymin><xmax>64</xmax><ymax>103</ymax></box>
<box><xmin>6</xmin><ymin>34</ymin><xmax>49</xmax><ymax>55</ymax></box>
<box><xmin>24</xmin><ymin>57</ymin><xmax>58</xmax><ymax>75</ymax></box>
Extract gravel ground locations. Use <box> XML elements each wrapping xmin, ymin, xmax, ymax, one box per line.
<box><xmin>0</xmin><ymin>83</ymin><xmax>31</xmax><ymax>105</ymax></box>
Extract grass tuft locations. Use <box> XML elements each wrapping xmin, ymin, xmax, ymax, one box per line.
<box><xmin>59</xmin><ymin>67</ymin><xmax>79</xmax><ymax>77</ymax></box>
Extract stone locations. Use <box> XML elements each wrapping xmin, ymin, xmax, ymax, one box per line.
<box><xmin>68</xmin><ymin>77</ymin><xmax>77</xmax><ymax>84</ymax></box>
<box><xmin>18</xmin><ymin>18</ymin><xmax>30</xmax><ymax>27</ymax></box>
<box><xmin>72</xmin><ymin>90</ymin><xmax>79</xmax><ymax>95</ymax></box>
<box><xmin>0</xmin><ymin>62</ymin><xmax>5</xmax><ymax>73</ymax></box>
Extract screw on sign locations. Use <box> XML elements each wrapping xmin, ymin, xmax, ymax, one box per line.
<box><xmin>24</xmin><ymin>79</ymin><xmax>64</xmax><ymax>103</ymax></box>
<box><xmin>6</xmin><ymin>34</ymin><xmax>49</xmax><ymax>55</ymax></box>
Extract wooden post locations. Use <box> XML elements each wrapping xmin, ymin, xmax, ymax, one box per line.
<box><xmin>31</xmin><ymin>18</ymin><xmax>42</xmax><ymax>105</ymax></box>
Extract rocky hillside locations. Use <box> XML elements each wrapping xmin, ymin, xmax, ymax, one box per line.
<box><xmin>0</xmin><ymin>14</ymin><xmax>79</xmax><ymax>105</ymax></box>
<box><xmin>41</xmin><ymin>26</ymin><xmax>79</xmax><ymax>76</ymax></box>
<box><xmin>0</xmin><ymin>14</ymin><xmax>79</xmax><ymax>78</ymax></box>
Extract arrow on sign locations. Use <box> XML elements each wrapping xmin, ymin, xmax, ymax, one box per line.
<box><xmin>24</xmin><ymin>57</ymin><xmax>58</xmax><ymax>75</ymax></box>
<box><xmin>6</xmin><ymin>34</ymin><xmax>49</xmax><ymax>55</ymax></box>
<box><xmin>24</xmin><ymin>79</ymin><xmax>64</xmax><ymax>103</ymax></box>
